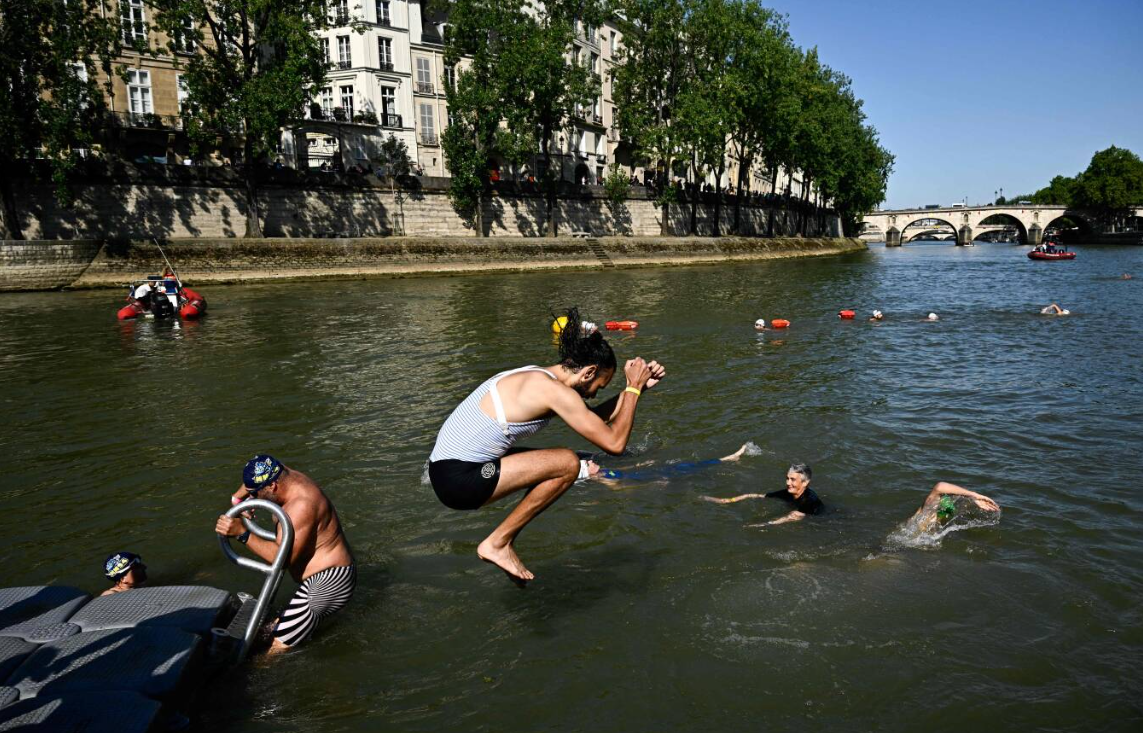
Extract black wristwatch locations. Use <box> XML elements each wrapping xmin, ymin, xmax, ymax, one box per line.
<box><xmin>237</xmin><ymin>530</ymin><xmax>251</xmax><ymax>545</ymax></box>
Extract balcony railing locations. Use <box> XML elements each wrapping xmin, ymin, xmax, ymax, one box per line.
<box><xmin>379</xmin><ymin>16</ymin><xmax>393</xmax><ymax>27</ymax></box>
<box><xmin>415</xmin><ymin>81</ymin><xmax>434</xmax><ymax>94</ymax></box>
<box><xmin>381</xmin><ymin>113</ymin><xmax>402</xmax><ymax>128</ymax></box>
<box><xmin>419</xmin><ymin>132</ymin><xmax>439</xmax><ymax>146</ymax></box>
<box><xmin>109</xmin><ymin>111</ymin><xmax>185</xmax><ymax>130</ymax></box>
<box><xmin>338</xmin><ymin>59</ymin><xmax>351</xmax><ymax>69</ymax></box>
<box><xmin>334</xmin><ymin>11</ymin><xmax>350</xmax><ymax>25</ymax></box>
<box><xmin>378</xmin><ymin>61</ymin><xmax>394</xmax><ymax>72</ymax></box>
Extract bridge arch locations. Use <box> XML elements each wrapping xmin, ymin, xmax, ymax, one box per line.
<box><xmin>898</xmin><ymin>217</ymin><xmax>961</xmax><ymax>243</ymax></box>
<box><xmin>1045</xmin><ymin>211</ymin><xmax>1095</xmax><ymax>241</ymax></box>
<box><xmin>972</xmin><ymin>213</ymin><xmax>1028</xmax><ymax>243</ymax></box>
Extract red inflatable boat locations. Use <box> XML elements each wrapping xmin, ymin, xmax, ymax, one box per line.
<box><xmin>1028</xmin><ymin>249</ymin><xmax>1076</xmax><ymax>261</ymax></box>
<box><xmin>117</xmin><ymin>278</ymin><xmax>207</xmax><ymax>320</ymax></box>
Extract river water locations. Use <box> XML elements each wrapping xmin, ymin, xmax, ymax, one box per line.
<box><xmin>2</xmin><ymin>242</ymin><xmax>1142</xmax><ymax>731</ymax></box>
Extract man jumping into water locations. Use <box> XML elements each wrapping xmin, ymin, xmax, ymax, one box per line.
<box><xmin>215</xmin><ymin>455</ymin><xmax>355</xmax><ymax>651</ymax></box>
<box><xmin>427</xmin><ymin>307</ymin><xmax>665</xmax><ymax>584</ymax></box>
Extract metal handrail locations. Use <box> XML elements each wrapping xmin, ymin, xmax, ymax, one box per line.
<box><xmin>218</xmin><ymin>499</ymin><xmax>294</xmax><ymax>660</ymax></box>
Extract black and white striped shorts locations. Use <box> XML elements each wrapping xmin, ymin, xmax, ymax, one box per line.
<box><xmin>273</xmin><ymin>565</ymin><xmax>356</xmax><ymax>647</ymax></box>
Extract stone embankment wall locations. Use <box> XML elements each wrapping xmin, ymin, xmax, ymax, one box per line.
<box><xmin>0</xmin><ymin>236</ymin><xmax>866</xmax><ymax>291</ymax></box>
<box><xmin>5</xmin><ymin>165</ymin><xmax>840</xmax><ymax>240</ymax></box>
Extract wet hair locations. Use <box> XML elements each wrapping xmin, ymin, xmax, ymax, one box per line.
<box><xmin>555</xmin><ymin>306</ymin><xmax>616</xmax><ymax>373</ymax></box>
<box><xmin>788</xmin><ymin>463</ymin><xmax>812</xmax><ymax>482</ymax></box>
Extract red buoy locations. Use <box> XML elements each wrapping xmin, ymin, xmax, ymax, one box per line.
<box><xmin>771</xmin><ymin>318</ymin><xmax>790</xmax><ymax>329</ymax></box>
<box><xmin>838</xmin><ymin>310</ymin><xmax>856</xmax><ymax>319</ymax></box>
<box><xmin>605</xmin><ymin>320</ymin><xmax>638</xmax><ymax>331</ymax></box>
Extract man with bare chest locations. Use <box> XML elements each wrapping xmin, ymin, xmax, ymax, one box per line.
<box><xmin>215</xmin><ymin>454</ymin><xmax>355</xmax><ymax>652</ymax></box>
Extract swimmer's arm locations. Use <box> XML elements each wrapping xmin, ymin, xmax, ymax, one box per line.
<box><xmin>926</xmin><ymin>481</ymin><xmax>1000</xmax><ymax>512</ymax></box>
<box><xmin>701</xmin><ymin>493</ymin><xmax>767</xmax><ymax>504</ymax></box>
<box><xmin>746</xmin><ymin>510</ymin><xmax>806</xmax><ymax>528</ymax></box>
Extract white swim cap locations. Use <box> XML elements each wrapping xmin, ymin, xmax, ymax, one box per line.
<box><xmin>872</xmin><ymin>310</ymin><xmax>882</xmax><ymax>318</ymax></box>
<box><xmin>754</xmin><ymin>318</ymin><xmax>766</xmax><ymax>328</ymax></box>
<box><xmin>927</xmin><ymin>313</ymin><xmax>939</xmax><ymax>320</ymax></box>
<box><xmin>581</xmin><ymin>320</ymin><xmax>597</xmax><ymax>333</ymax></box>
<box><xmin>1061</xmin><ymin>309</ymin><xmax>1070</xmax><ymax>315</ymax></box>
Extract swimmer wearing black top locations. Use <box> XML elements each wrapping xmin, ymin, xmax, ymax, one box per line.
<box><xmin>701</xmin><ymin>461</ymin><xmax>823</xmax><ymax>526</ymax></box>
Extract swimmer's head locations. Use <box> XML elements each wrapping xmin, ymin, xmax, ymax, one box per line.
<box><xmin>556</xmin><ymin>306</ymin><xmax>616</xmax><ymax>398</ymax></box>
<box><xmin>786</xmin><ymin>463</ymin><xmax>811</xmax><ymax>497</ymax></box>
<box><xmin>871</xmin><ymin>310</ymin><xmax>883</xmax><ymax>320</ymax></box>
<box><xmin>243</xmin><ymin>454</ymin><xmax>284</xmax><ymax>493</ymax></box>
<box><xmin>104</xmin><ymin>551</ymin><xmax>146</xmax><ymax>581</ymax></box>
<box><xmin>927</xmin><ymin>313</ymin><xmax>939</xmax><ymax>321</ymax></box>
<box><xmin>754</xmin><ymin>318</ymin><xmax>766</xmax><ymax>330</ymax></box>
<box><xmin>936</xmin><ymin>495</ymin><xmax>956</xmax><ymax>521</ymax></box>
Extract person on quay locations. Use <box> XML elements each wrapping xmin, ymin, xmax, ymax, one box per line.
<box><xmin>215</xmin><ymin>455</ymin><xmax>355</xmax><ymax>651</ymax></box>
<box><xmin>701</xmin><ymin>461</ymin><xmax>824</xmax><ymax>526</ymax></box>
<box><xmin>101</xmin><ymin>552</ymin><xmax>148</xmax><ymax>596</ymax></box>
<box><xmin>909</xmin><ymin>481</ymin><xmax>999</xmax><ymax>533</ymax></box>
<box><xmin>427</xmin><ymin>307</ymin><xmax>666</xmax><ymax>584</ymax></box>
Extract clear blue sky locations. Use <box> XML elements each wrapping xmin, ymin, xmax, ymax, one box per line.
<box><xmin>764</xmin><ymin>0</ymin><xmax>1143</xmax><ymax>209</ymax></box>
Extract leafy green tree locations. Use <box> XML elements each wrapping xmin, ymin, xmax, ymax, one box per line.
<box><xmin>441</xmin><ymin>0</ymin><xmax>534</xmax><ymax>236</ymax></box>
<box><xmin>148</xmin><ymin>0</ymin><xmax>329</xmax><ymax>238</ymax></box>
<box><xmin>1073</xmin><ymin>146</ymin><xmax>1143</xmax><ymax>230</ymax></box>
<box><xmin>1030</xmin><ymin>175</ymin><xmax>1076</xmax><ymax>205</ymax></box>
<box><xmin>504</xmin><ymin>2</ymin><xmax>599</xmax><ymax>236</ymax></box>
<box><xmin>612</xmin><ymin>0</ymin><xmax>689</xmax><ymax>236</ymax></box>
<box><xmin>602</xmin><ymin>162</ymin><xmax>629</xmax><ymax>205</ymax></box>
<box><xmin>0</xmin><ymin>0</ymin><xmax>119</xmax><ymax>239</ymax></box>
<box><xmin>374</xmin><ymin>134</ymin><xmax>413</xmax><ymax>234</ymax></box>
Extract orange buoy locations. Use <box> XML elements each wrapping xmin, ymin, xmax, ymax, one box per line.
<box><xmin>771</xmin><ymin>318</ymin><xmax>790</xmax><ymax>329</ymax></box>
<box><xmin>838</xmin><ymin>310</ymin><xmax>856</xmax><ymax>319</ymax></box>
<box><xmin>605</xmin><ymin>320</ymin><xmax>638</xmax><ymax>331</ymax></box>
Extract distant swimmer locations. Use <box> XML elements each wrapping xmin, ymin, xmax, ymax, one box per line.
<box><xmin>1040</xmin><ymin>303</ymin><xmax>1070</xmax><ymax>315</ymax></box>
<box><xmin>597</xmin><ymin>443</ymin><xmax>753</xmax><ymax>482</ymax></box>
<box><xmin>869</xmin><ymin>310</ymin><xmax>883</xmax><ymax>322</ymax></box>
<box><xmin>101</xmin><ymin>552</ymin><xmax>147</xmax><ymax>596</ymax></box>
<box><xmin>701</xmin><ymin>461</ymin><xmax>824</xmax><ymax>526</ymax></box>
<box><xmin>924</xmin><ymin>312</ymin><xmax>939</xmax><ymax>321</ymax></box>
<box><xmin>1122</xmin><ymin>273</ymin><xmax>1133</xmax><ymax>280</ymax></box>
<box><xmin>215</xmin><ymin>455</ymin><xmax>355</xmax><ymax>652</ymax></box>
<box><xmin>906</xmin><ymin>481</ymin><xmax>999</xmax><ymax>535</ymax></box>
<box><xmin>428</xmin><ymin>307</ymin><xmax>666</xmax><ymax>584</ymax></box>
<box><xmin>754</xmin><ymin>318</ymin><xmax>769</xmax><ymax>331</ymax></box>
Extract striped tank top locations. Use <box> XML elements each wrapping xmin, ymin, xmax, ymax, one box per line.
<box><xmin>429</xmin><ymin>366</ymin><xmax>559</xmax><ymax>463</ymax></box>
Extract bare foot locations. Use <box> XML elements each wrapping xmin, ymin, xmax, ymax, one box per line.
<box><xmin>477</xmin><ymin>537</ymin><xmax>534</xmax><ymax>585</ymax></box>
<box><xmin>720</xmin><ymin>443</ymin><xmax>748</xmax><ymax>462</ymax></box>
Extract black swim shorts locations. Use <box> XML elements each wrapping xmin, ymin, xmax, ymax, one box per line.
<box><xmin>429</xmin><ymin>458</ymin><xmax>501</xmax><ymax>510</ymax></box>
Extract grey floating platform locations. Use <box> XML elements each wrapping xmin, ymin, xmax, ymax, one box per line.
<box><xmin>0</xmin><ymin>584</ymin><xmax>238</xmax><ymax>732</ymax></box>
<box><xmin>0</xmin><ymin>691</ymin><xmax>161</xmax><ymax>733</ymax></box>
<box><xmin>69</xmin><ymin>586</ymin><xmax>233</xmax><ymax>635</ymax></box>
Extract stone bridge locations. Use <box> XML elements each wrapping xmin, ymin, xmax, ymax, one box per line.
<box><xmin>859</xmin><ymin>205</ymin><xmax>1143</xmax><ymax>246</ymax></box>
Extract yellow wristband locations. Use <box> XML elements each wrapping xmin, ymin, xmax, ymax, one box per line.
<box><xmin>625</xmin><ymin>386</ymin><xmax>642</xmax><ymax>397</ymax></box>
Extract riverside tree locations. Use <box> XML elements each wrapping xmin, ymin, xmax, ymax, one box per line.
<box><xmin>441</xmin><ymin>0</ymin><xmax>536</xmax><ymax>236</ymax></box>
<box><xmin>1072</xmin><ymin>146</ymin><xmax>1143</xmax><ymax>231</ymax></box>
<box><xmin>507</xmin><ymin>1</ymin><xmax>601</xmax><ymax>237</ymax></box>
<box><xmin>612</xmin><ymin>0</ymin><xmax>690</xmax><ymax>236</ymax></box>
<box><xmin>0</xmin><ymin>0</ymin><xmax>119</xmax><ymax>240</ymax></box>
<box><xmin>148</xmin><ymin>0</ymin><xmax>329</xmax><ymax>238</ymax></box>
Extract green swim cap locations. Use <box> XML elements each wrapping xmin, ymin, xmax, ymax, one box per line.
<box><xmin>936</xmin><ymin>496</ymin><xmax>957</xmax><ymax>520</ymax></box>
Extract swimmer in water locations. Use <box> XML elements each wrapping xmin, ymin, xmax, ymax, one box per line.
<box><xmin>1040</xmin><ymin>303</ymin><xmax>1070</xmax><ymax>316</ymax></box>
<box><xmin>428</xmin><ymin>306</ymin><xmax>666</xmax><ymax>584</ymax></box>
<box><xmin>910</xmin><ymin>481</ymin><xmax>999</xmax><ymax>533</ymax></box>
<box><xmin>923</xmin><ymin>312</ymin><xmax>939</xmax><ymax>321</ymax></box>
<box><xmin>754</xmin><ymin>318</ymin><xmax>768</xmax><ymax>331</ymax></box>
<box><xmin>869</xmin><ymin>310</ymin><xmax>883</xmax><ymax>322</ymax></box>
<box><xmin>701</xmin><ymin>462</ymin><xmax>823</xmax><ymax>526</ymax></box>
<box><xmin>596</xmin><ymin>443</ymin><xmax>752</xmax><ymax>482</ymax></box>
<box><xmin>101</xmin><ymin>552</ymin><xmax>147</xmax><ymax>596</ymax></box>
<box><xmin>1122</xmin><ymin>273</ymin><xmax>1133</xmax><ymax>280</ymax></box>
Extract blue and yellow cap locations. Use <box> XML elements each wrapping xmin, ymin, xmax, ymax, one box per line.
<box><xmin>243</xmin><ymin>454</ymin><xmax>283</xmax><ymax>490</ymax></box>
<box><xmin>104</xmin><ymin>552</ymin><xmax>142</xmax><ymax>580</ymax></box>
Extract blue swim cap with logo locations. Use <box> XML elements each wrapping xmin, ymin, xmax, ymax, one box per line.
<box><xmin>104</xmin><ymin>552</ymin><xmax>142</xmax><ymax>580</ymax></box>
<box><xmin>243</xmin><ymin>454</ymin><xmax>284</xmax><ymax>490</ymax></box>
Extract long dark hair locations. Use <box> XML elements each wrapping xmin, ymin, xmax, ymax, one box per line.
<box><xmin>555</xmin><ymin>307</ymin><xmax>616</xmax><ymax>373</ymax></box>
